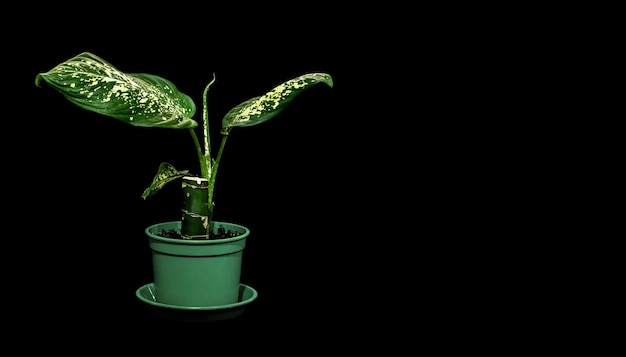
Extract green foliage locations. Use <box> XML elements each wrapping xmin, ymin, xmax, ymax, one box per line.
<box><xmin>221</xmin><ymin>73</ymin><xmax>333</xmax><ymax>134</ymax></box>
<box><xmin>36</xmin><ymin>51</ymin><xmax>333</xmax><ymax>235</ymax></box>
<box><xmin>142</xmin><ymin>163</ymin><xmax>190</xmax><ymax>199</ymax></box>
<box><xmin>35</xmin><ymin>52</ymin><xmax>197</xmax><ymax>129</ymax></box>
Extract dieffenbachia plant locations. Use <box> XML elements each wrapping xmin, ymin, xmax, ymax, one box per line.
<box><xmin>35</xmin><ymin>52</ymin><xmax>333</xmax><ymax>239</ymax></box>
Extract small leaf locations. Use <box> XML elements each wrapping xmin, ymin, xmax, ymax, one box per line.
<box><xmin>35</xmin><ymin>52</ymin><xmax>197</xmax><ymax>129</ymax></box>
<box><xmin>142</xmin><ymin>162</ymin><xmax>189</xmax><ymax>199</ymax></box>
<box><xmin>221</xmin><ymin>72</ymin><xmax>333</xmax><ymax>134</ymax></box>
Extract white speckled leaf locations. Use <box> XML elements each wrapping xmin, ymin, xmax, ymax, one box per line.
<box><xmin>221</xmin><ymin>72</ymin><xmax>333</xmax><ymax>134</ymax></box>
<box><xmin>35</xmin><ymin>52</ymin><xmax>197</xmax><ymax>129</ymax></box>
<box><xmin>141</xmin><ymin>162</ymin><xmax>189</xmax><ymax>199</ymax></box>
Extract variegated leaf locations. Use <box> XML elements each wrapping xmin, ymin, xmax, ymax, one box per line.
<box><xmin>35</xmin><ymin>52</ymin><xmax>197</xmax><ymax>129</ymax></box>
<box><xmin>142</xmin><ymin>162</ymin><xmax>189</xmax><ymax>199</ymax></box>
<box><xmin>221</xmin><ymin>72</ymin><xmax>333</xmax><ymax>134</ymax></box>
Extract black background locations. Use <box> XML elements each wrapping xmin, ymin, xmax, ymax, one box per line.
<box><xmin>4</xmin><ymin>6</ymin><xmax>522</xmax><ymax>351</ymax></box>
<box><xmin>8</xmin><ymin>13</ymin><xmax>420</xmax><ymax>350</ymax></box>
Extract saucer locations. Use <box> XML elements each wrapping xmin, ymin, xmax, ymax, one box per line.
<box><xmin>136</xmin><ymin>283</ymin><xmax>257</xmax><ymax>322</ymax></box>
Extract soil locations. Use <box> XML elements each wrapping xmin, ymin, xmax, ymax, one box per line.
<box><xmin>158</xmin><ymin>226</ymin><xmax>240</xmax><ymax>240</ymax></box>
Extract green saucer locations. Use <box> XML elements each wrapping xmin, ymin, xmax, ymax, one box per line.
<box><xmin>136</xmin><ymin>283</ymin><xmax>257</xmax><ymax>322</ymax></box>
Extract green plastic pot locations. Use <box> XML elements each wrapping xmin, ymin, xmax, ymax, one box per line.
<box><xmin>145</xmin><ymin>220</ymin><xmax>250</xmax><ymax>307</ymax></box>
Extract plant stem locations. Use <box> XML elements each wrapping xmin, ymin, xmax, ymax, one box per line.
<box><xmin>207</xmin><ymin>134</ymin><xmax>229</xmax><ymax>222</ymax></box>
<box><xmin>202</xmin><ymin>74</ymin><xmax>217</xmax><ymax>225</ymax></box>
<box><xmin>189</xmin><ymin>128</ymin><xmax>208</xmax><ymax>178</ymax></box>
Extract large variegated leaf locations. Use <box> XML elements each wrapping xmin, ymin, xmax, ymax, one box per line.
<box><xmin>220</xmin><ymin>72</ymin><xmax>333</xmax><ymax>134</ymax></box>
<box><xmin>35</xmin><ymin>52</ymin><xmax>197</xmax><ymax>129</ymax></box>
<box><xmin>142</xmin><ymin>162</ymin><xmax>189</xmax><ymax>199</ymax></box>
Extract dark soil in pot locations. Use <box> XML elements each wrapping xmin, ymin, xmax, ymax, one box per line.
<box><xmin>158</xmin><ymin>226</ymin><xmax>240</xmax><ymax>240</ymax></box>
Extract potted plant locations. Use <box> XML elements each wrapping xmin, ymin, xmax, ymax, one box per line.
<box><xmin>35</xmin><ymin>52</ymin><xmax>333</xmax><ymax>321</ymax></box>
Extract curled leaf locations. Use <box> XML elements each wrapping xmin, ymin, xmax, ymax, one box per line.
<box><xmin>35</xmin><ymin>52</ymin><xmax>197</xmax><ymax>129</ymax></box>
<box><xmin>221</xmin><ymin>72</ymin><xmax>333</xmax><ymax>134</ymax></box>
<box><xmin>142</xmin><ymin>162</ymin><xmax>189</xmax><ymax>199</ymax></box>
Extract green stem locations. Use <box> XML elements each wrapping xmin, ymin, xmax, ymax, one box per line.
<box><xmin>189</xmin><ymin>128</ymin><xmax>208</xmax><ymax>179</ymax></box>
<box><xmin>207</xmin><ymin>134</ymin><xmax>229</xmax><ymax>221</ymax></box>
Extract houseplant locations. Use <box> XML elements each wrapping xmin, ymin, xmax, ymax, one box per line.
<box><xmin>35</xmin><ymin>51</ymin><xmax>333</xmax><ymax>320</ymax></box>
